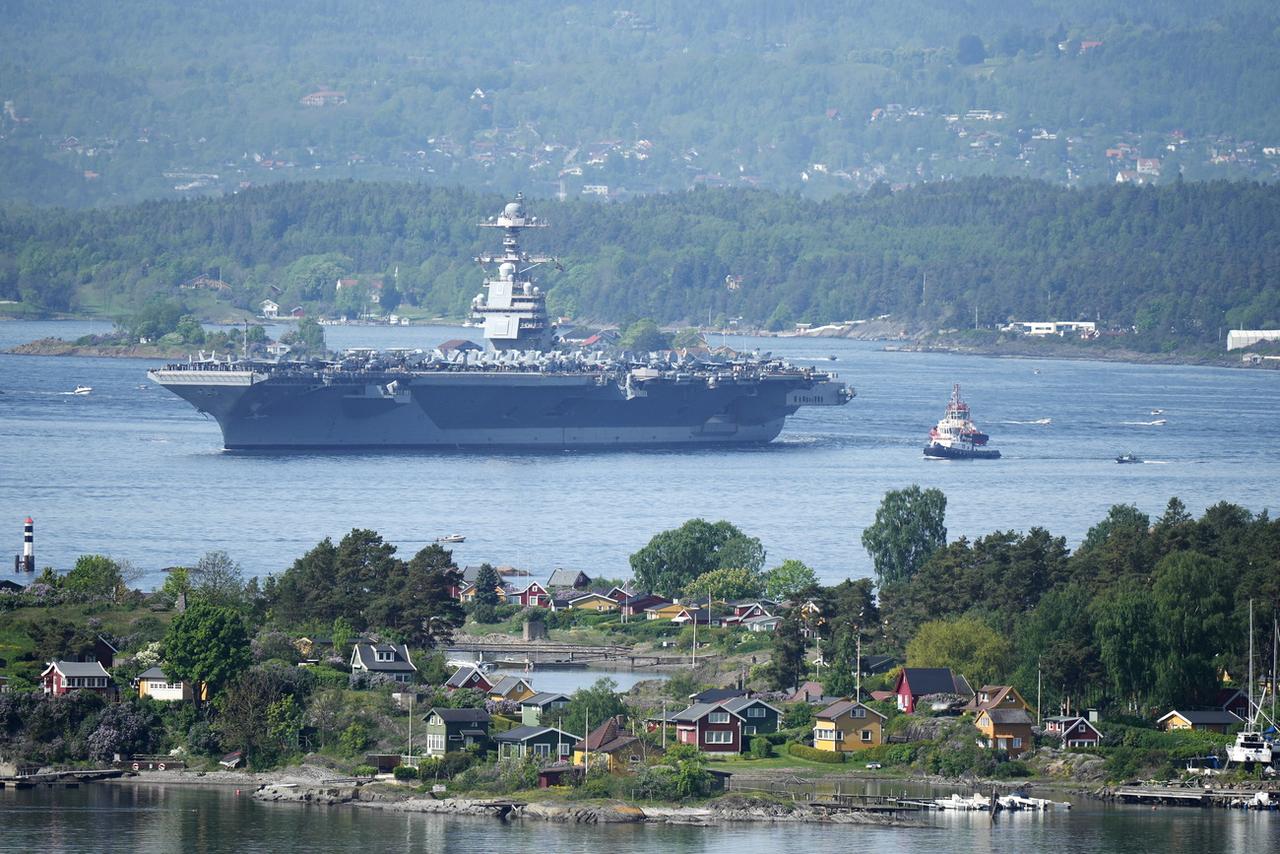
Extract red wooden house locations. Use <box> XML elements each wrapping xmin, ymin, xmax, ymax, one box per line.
<box><xmin>893</xmin><ymin>667</ymin><xmax>974</xmax><ymax>714</ymax></box>
<box><xmin>672</xmin><ymin>702</ymin><xmax>745</xmax><ymax>753</ymax></box>
<box><xmin>444</xmin><ymin>666</ymin><xmax>493</xmax><ymax>693</ymax></box>
<box><xmin>41</xmin><ymin>660</ymin><xmax>112</xmax><ymax>696</ymax></box>
<box><xmin>501</xmin><ymin>581</ymin><xmax>550</xmax><ymax>609</ymax></box>
<box><xmin>1043</xmin><ymin>716</ymin><xmax>1103</xmax><ymax>748</ymax></box>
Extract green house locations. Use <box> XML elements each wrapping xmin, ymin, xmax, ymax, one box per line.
<box><xmin>720</xmin><ymin>697</ymin><xmax>783</xmax><ymax>738</ymax></box>
<box><xmin>422</xmin><ymin>707</ymin><xmax>492</xmax><ymax>757</ymax></box>
<box><xmin>493</xmin><ymin>725</ymin><xmax>579</xmax><ymax>761</ymax></box>
<box><xmin>520</xmin><ymin>691</ymin><xmax>571</xmax><ymax>727</ymax></box>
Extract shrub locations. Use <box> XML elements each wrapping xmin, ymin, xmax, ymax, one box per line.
<box><xmin>787</xmin><ymin>742</ymin><xmax>845</xmax><ymax>763</ymax></box>
<box><xmin>338</xmin><ymin>723</ymin><xmax>371</xmax><ymax>757</ymax></box>
<box><xmin>782</xmin><ymin>703</ymin><xmax>814</xmax><ymax>729</ymax></box>
<box><xmin>393</xmin><ymin>764</ymin><xmax>419</xmax><ymax>781</ymax></box>
<box><xmin>352</xmin><ymin>764</ymin><xmax>377</xmax><ymax>778</ymax></box>
<box><xmin>749</xmin><ymin>736</ymin><xmax>773</xmax><ymax>759</ymax></box>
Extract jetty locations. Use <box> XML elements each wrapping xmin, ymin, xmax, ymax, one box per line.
<box><xmin>1101</xmin><ymin>784</ymin><xmax>1279</xmax><ymax>809</ymax></box>
<box><xmin>0</xmin><ymin>768</ymin><xmax>123</xmax><ymax>789</ymax></box>
<box><xmin>446</xmin><ymin>641</ymin><xmax>688</xmax><ymax>669</ymax></box>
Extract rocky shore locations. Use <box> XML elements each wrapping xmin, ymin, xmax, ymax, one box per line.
<box><xmin>7</xmin><ymin>337</ymin><xmax>187</xmax><ymax>359</ymax></box>
<box><xmin>250</xmin><ymin>783</ymin><xmax>917</xmax><ymax>827</ymax></box>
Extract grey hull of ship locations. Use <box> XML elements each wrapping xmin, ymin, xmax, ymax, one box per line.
<box><xmin>151</xmin><ymin>371</ymin><xmax>835</xmax><ymax>449</ymax></box>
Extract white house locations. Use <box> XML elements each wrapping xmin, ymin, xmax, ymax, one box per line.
<box><xmin>259</xmin><ymin>299</ymin><xmax>280</xmax><ymax>319</ymax></box>
<box><xmin>1227</xmin><ymin>329</ymin><xmax>1280</xmax><ymax>351</ymax></box>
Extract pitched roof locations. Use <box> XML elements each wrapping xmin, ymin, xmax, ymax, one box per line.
<box><xmin>45</xmin><ymin>661</ymin><xmax>110</xmax><ymax>678</ymax></box>
<box><xmin>494</xmin><ymin>725</ymin><xmax>580</xmax><ymax>743</ymax></box>
<box><xmin>522</xmin><ymin>691</ymin><xmax>570</xmax><ymax>708</ymax></box>
<box><xmin>575</xmin><ymin>717</ymin><xmax>639</xmax><ymax>754</ymax></box>
<box><xmin>816</xmin><ymin>699</ymin><xmax>887</xmax><ymax>721</ymax></box>
<box><xmin>982</xmin><ymin>708</ymin><xmax>1034</xmax><ymax>725</ymax></box>
<box><xmin>425</xmin><ymin>707</ymin><xmax>491</xmax><ymax>723</ymax></box>
<box><xmin>547</xmin><ymin>568</ymin><xmax>590</xmax><ymax>588</ymax></box>
<box><xmin>672</xmin><ymin>702</ymin><xmax>744</xmax><ymax>723</ymax></box>
<box><xmin>691</xmin><ymin>688</ymin><xmax>747</xmax><ymax>704</ymax></box>
<box><xmin>445</xmin><ymin>666</ymin><xmax>488</xmax><ymax>688</ymax></box>
<box><xmin>720</xmin><ymin>696</ymin><xmax>781</xmax><ymax>716</ymax></box>
<box><xmin>351</xmin><ymin>642</ymin><xmax>415</xmax><ymax>672</ymax></box>
<box><xmin>1160</xmin><ymin>709</ymin><xmax>1240</xmax><ymax>725</ymax></box>
<box><xmin>966</xmin><ymin>685</ymin><xmax>1020</xmax><ymax>711</ymax></box>
<box><xmin>489</xmin><ymin>675</ymin><xmax>533</xmax><ymax>695</ymax></box>
<box><xmin>137</xmin><ymin>666</ymin><xmax>172</xmax><ymax>680</ymax></box>
<box><xmin>900</xmin><ymin>667</ymin><xmax>973</xmax><ymax>697</ymax></box>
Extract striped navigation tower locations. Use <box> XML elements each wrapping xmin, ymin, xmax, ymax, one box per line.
<box><xmin>14</xmin><ymin>516</ymin><xmax>34</xmax><ymax>573</ymax></box>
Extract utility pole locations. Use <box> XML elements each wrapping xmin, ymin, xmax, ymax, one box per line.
<box><xmin>407</xmin><ymin>693</ymin><xmax>414</xmax><ymax>766</ymax></box>
<box><xmin>855</xmin><ymin>628</ymin><xmax>862</xmax><ymax>702</ymax></box>
<box><xmin>1036</xmin><ymin>662</ymin><xmax>1042</xmax><ymax>726</ymax></box>
<box><xmin>661</xmin><ymin>699</ymin><xmax>667</xmax><ymax>750</ymax></box>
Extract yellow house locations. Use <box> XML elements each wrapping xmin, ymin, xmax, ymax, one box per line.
<box><xmin>1157</xmin><ymin>709</ymin><xmax>1238</xmax><ymax>733</ymax></box>
<box><xmin>136</xmin><ymin>667</ymin><xmax>207</xmax><ymax>702</ymax></box>
<box><xmin>572</xmin><ymin>716</ymin><xmax>642</xmax><ymax>772</ymax></box>
<box><xmin>488</xmin><ymin>675</ymin><xmax>536</xmax><ymax>704</ymax></box>
<box><xmin>813</xmin><ymin>700</ymin><xmax>886</xmax><ymax>752</ymax></box>
<box><xmin>645</xmin><ymin>602</ymin><xmax>687</xmax><ymax>621</ymax></box>
<box><xmin>974</xmin><ymin>708</ymin><xmax>1034</xmax><ymax>757</ymax></box>
<box><xmin>569</xmin><ymin>592</ymin><xmax>619</xmax><ymax>613</ymax></box>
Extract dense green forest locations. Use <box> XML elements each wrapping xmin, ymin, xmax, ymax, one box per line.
<box><xmin>2</xmin><ymin>1</ymin><xmax>1278</xmax><ymax>206</ymax></box>
<box><xmin>3</xmin><ymin>179</ymin><xmax>1279</xmax><ymax>347</ymax></box>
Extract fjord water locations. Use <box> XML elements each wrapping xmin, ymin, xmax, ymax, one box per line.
<box><xmin>1</xmin><ymin>320</ymin><xmax>1276</xmax><ymax>588</ymax></box>
<box><xmin>2</xmin><ymin>782</ymin><xmax>1278</xmax><ymax>854</ymax></box>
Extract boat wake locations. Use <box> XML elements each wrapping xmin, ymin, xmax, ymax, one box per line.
<box><xmin>1002</xmin><ymin>418</ymin><xmax>1052</xmax><ymax>425</ymax></box>
<box><xmin>1122</xmin><ymin>419</ymin><xmax>1167</xmax><ymax>426</ymax></box>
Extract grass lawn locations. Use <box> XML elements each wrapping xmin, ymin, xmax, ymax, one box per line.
<box><xmin>0</xmin><ymin>602</ymin><xmax>174</xmax><ymax>683</ymax></box>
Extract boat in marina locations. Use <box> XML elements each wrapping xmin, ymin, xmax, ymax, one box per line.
<box><xmin>1226</xmin><ymin>601</ymin><xmax>1276</xmax><ymax>767</ymax></box>
<box><xmin>923</xmin><ymin>384</ymin><xmax>1001</xmax><ymax>460</ymax></box>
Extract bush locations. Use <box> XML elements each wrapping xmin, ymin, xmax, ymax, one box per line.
<box><xmin>992</xmin><ymin>760</ymin><xmax>1032</xmax><ymax>779</ymax></box>
<box><xmin>749</xmin><ymin>736</ymin><xmax>773</xmax><ymax>759</ymax></box>
<box><xmin>338</xmin><ymin>723</ymin><xmax>371</xmax><ymax>757</ymax></box>
<box><xmin>782</xmin><ymin>703</ymin><xmax>813</xmax><ymax>729</ymax></box>
<box><xmin>393</xmin><ymin>764</ymin><xmax>419</xmax><ymax>780</ymax></box>
<box><xmin>352</xmin><ymin>764</ymin><xmax>377</xmax><ymax>777</ymax></box>
<box><xmin>787</xmin><ymin>742</ymin><xmax>845</xmax><ymax>763</ymax></box>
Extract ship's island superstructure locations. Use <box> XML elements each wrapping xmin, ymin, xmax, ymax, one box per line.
<box><xmin>149</xmin><ymin>195</ymin><xmax>854</xmax><ymax>450</ymax></box>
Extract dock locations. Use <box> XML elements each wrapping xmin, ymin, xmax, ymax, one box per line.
<box><xmin>1105</xmin><ymin>785</ymin><xmax>1279</xmax><ymax>809</ymax></box>
<box><xmin>0</xmin><ymin>768</ymin><xmax>123</xmax><ymax>789</ymax></box>
<box><xmin>447</xmin><ymin>641</ymin><xmax>688</xmax><ymax>669</ymax></box>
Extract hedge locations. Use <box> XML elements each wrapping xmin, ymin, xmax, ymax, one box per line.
<box><xmin>787</xmin><ymin>742</ymin><xmax>846</xmax><ymax>764</ymax></box>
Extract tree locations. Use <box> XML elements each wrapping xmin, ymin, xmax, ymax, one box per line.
<box><xmin>368</xmin><ymin>545</ymin><xmax>465</xmax><ymax>647</ymax></box>
<box><xmin>561</xmin><ymin>677</ymin><xmax>626</xmax><ymax>738</ymax></box>
<box><xmin>189</xmin><ymin>550</ymin><xmax>247</xmax><ymax>610</ymax></box>
<box><xmin>630</xmin><ymin>519</ymin><xmax>765</xmax><ymax>597</ymax></box>
<box><xmin>282</xmin><ymin>316</ymin><xmax>326</xmax><ymax>356</ymax></box>
<box><xmin>330</xmin><ymin>616</ymin><xmax>354</xmax><ymax>652</ymax></box>
<box><xmin>619</xmin><ymin>318</ymin><xmax>671</xmax><ymax>351</ymax></box>
<box><xmin>905</xmin><ymin>616</ymin><xmax>1011</xmax><ymax>688</ymax></box>
<box><xmin>956</xmin><ymin>34</ymin><xmax>986</xmax><ymax>65</ymax></box>
<box><xmin>860</xmin><ymin>486</ymin><xmax>947</xmax><ymax>586</ymax></box>
<box><xmin>29</xmin><ymin>618</ymin><xmax>98</xmax><ymax>663</ymax></box>
<box><xmin>62</xmin><ymin>554</ymin><xmax>123</xmax><ymax>599</ymax></box>
<box><xmin>472</xmin><ymin>563</ymin><xmax>501</xmax><ymax>624</ymax></box>
<box><xmin>216</xmin><ymin>664</ymin><xmax>310</xmax><ymax>767</ymax></box>
<box><xmin>163</xmin><ymin>601</ymin><xmax>251</xmax><ymax>701</ymax></box>
<box><xmin>1151</xmin><ymin>551</ymin><xmax>1233</xmax><ymax>707</ymax></box>
<box><xmin>823</xmin><ymin>623</ymin><xmax>859</xmax><ymax>697</ymax></box>
<box><xmin>160</xmin><ymin>566</ymin><xmax>191</xmax><ymax>608</ymax></box>
<box><xmin>768</xmin><ymin>615</ymin><xmax>806</xmax><ymax>691</ymax></box>
<box><xmin>1090</xmin><ymin>578</ymin><xmax>1159</xmax><ymax>711</ymax></box>
<box><xmin>763</xmin><ymin>559</ymin><xmax>818</xmax><ymax>602</ymax></box>
<box><xmin>682</xmin><ymin>566</ymin><xmax>762</xmax><ymax>602</ymax></box>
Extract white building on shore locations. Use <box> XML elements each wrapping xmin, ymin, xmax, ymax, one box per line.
<box><xmin>1227</xmin><ymin>329</ymin><xmax>1280</xmax><ymax>351</ymax></box>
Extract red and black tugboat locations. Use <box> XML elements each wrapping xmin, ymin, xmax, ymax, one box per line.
<box><xmin>924</xmin><ymin>384</ymin><xmax>1001</xmax><ymax>460</ymax></box>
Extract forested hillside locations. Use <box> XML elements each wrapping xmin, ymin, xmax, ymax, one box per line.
<box><xmin>4</xmin><ymin>178</ymin><xmax>1278</xmax><ymax>348</ymax></box>
<box><xmin>2</xmin><ymin>1</ymin><xmax>1278</xmax><ymax>206</ymax></box>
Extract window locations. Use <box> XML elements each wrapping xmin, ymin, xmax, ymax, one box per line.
<box><xmin>558</xmin><ymin>742</ymin><xmax>571</xmax><ymax>757</ymax></box>
<box><xmin>705</xmin><ymin>730</ymin><xmax>733</xmax><ymax>745</ymax></box>
<box><xmin>708</xmin><ymin>712</ymin><xmax>730</xmax><ymax>724</ymax></box>
<box><xmin>448</xmin><ymin>734</ymin><xmax>462</xmax><ymax>741</ymax></box>
<box><xmin>743</xmin><ymin>726</ymin><xmax>757</xmax><ymax>735</ymax></box>
<box><xmin>376</xmin><ymin>650</ymin><xmax>394</xmax><ymax>662</ymax></box>
<box><xmin>1011</xmin><ymin>738</ymin><xmax>1022</xmax><ymax>749</ymax></box>
<box><xmin>815</xmin><ymin>728</ymin><xmax>841</xmax><ymax>741</ymax></box>
<box><xmin>426</xmin><ymin>734</ymin><xmax>445</xmax><ymax>753</ymax></box>
<box><xmin>534</xmin><ymin>743</ymin><xmax>551</xmax><ymax>757</ymax></box>
<box><xmin>747</xmin><ymin>706</ymin><xmax>766</xmax><ymax>718</ymax></box>
<box><xmin>860</xmin><ymin>729</ymin><xmax>873</xmax><ymax>743</ymax></box>
<box><xmin>853</xmin><ymin>708</ymin><xmax>866</xmax><ymax>718</ymax></box>
<box><xmin>997</xmin><ymin>737</ymin><xmax>1008</xmax><ymax>749</ymax></box>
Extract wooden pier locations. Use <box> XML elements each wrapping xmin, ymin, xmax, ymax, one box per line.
<box><xmin>1107</xmin><ymin>785</ymin><xmax>1279</xmax><ymax>809</ymax></box>
<box><xmin>447</xmin><ymin>641</ymin><xmax>688</xmax><ymax>669</ymax></box>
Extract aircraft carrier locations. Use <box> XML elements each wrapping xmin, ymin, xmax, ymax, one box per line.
<box><xmin>148</xmin><ymin>195</ymin><xmax>854</xmax><ymax>449</ymax></box>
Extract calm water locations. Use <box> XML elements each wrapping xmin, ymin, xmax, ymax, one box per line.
<box><xmin>1</xmin><ymin>781</ymin><xmax>1276</xmax><ymax>854</ymax></box>
<box><xmin>1</xmin><ymin>319</ymin><xmax>1277</xmax><ymax>588</ymax></box>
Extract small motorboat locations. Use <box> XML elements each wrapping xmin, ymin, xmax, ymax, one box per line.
<box><xmin>1116</xmin><ymin>452</ymin><xmax>1142</xmax><ymax>464</ymax></box>
<box><xmin>72</xmin><ymin>385</ymin><xmax>93</xmax><ymax>395</ymax></box>
<box><xmin>1150</xmin><ymin>408</ymin><xmax>1164</xmax><ymax>415</ymax></box>
<box><xmin>434</xmin><ymin>534</ymin><xmax>466</xmax><ymax>543</ymax></box>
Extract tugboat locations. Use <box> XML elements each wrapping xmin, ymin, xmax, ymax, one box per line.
<box><xmin>923</xmin><ymin>384</ymin><xmax>1001</xmax><ymax>460</ymax></box>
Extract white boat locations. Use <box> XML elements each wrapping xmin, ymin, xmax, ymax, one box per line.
<box><xmin>434</xmin><ymin>534</ymin><xmax>466</xmax><ymax>543</ymax></box>
<box><xmin>72</xmin><ymin>385</ymin><xmax>93</xmax><ymax>395</ymax></box>
<box><xmin>446</xmin><ymin>658</ymin><xmax>494</xmax><ymax>673</ymax></box>
<box><xmin>923</xmin><ymin>384</ymin><xmax>1001</xmax><ymax>460</ymax></box>
<box><xmin>1226</xmin><ymin>600</ymin><xmax>1276</xmax><ymax>767</ymax></box>
<box><xmin>934</xmin><ymin>793</ymin><xmax>990</xmax><ymax>811</ymax></box>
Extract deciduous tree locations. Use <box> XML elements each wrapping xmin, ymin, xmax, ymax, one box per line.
<box><xmin>860</xmin><ymin>486</ymin><xmax>947</xmax><ymax>586</ymax></box>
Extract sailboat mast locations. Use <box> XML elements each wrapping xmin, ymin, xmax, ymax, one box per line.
<box><xmin>1248</xmin><ymin>599</ymin><xmax>1255</xmax><ymax>726</ymax></box>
